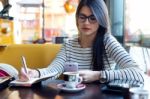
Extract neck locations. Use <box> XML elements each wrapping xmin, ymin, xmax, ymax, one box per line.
<box><xmin>79</xmin><ymin>35</ymin><xmax>95</xmax><ymax>48</ymax></box>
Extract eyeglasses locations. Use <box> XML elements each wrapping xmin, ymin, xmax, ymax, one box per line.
<box><xmin>78</xmin><ymin>13</ymin><xmax>97</xmax><ymax>24</ymax></box>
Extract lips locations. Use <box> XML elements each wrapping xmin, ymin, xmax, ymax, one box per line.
<box><xmin>81</xmin><ymin>27</ymin><xmax>91</xmax><ymax>31</ymax></box>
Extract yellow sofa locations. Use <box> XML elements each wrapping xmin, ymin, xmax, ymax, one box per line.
<box><xmin>0</xmin><ymin>44</ymin><xmax>62</xmax><ymax>71</ymax></box>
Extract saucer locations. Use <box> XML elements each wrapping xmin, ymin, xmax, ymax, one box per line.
<box><xmin>57</xmin><ymin>83</ymin><xmax>86</xmax><ymax>92</ymax></box>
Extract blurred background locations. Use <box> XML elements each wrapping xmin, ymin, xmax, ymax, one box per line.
<box><xmin>0</xmin><ymin>0</ymin><xmax>150</xmax><ymax>46</ymax></box>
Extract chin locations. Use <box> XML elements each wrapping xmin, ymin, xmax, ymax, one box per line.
<box><xmin>81</xmin><ymin>32</ymin><xmax>95</xmax><ymax>36</ymax></box>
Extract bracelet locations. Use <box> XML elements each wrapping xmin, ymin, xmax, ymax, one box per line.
<box><xmin>36</xmin><ymin>69</ymin><xmax>41</xmax><ymax>78</ymax></box>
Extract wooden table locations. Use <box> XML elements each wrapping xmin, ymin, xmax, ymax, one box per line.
<box><xmin>0</xmin><ymin>79</ymin><xmax>127</xmax><ymax>99</ymax></box>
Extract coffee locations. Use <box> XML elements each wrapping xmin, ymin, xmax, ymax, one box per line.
<box><xmin>64</xmin><ymin>73</ymin><xmax>77</xmax><ymax>81</ymax></box>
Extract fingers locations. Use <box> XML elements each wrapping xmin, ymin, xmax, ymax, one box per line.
<box><xmin>80</xmin><ymin>75</ymin><xmax>91</xmax><ymax>83</ymax></box>
<box><xmin>79</xmin><ymin>70</ymin><xmax>93</xmax><ymax>83</ymax></box>
<box><xmin>79</xmin><ymin>75</ymin><xmax>87</xmax><ymax>82</ymax></box>
<box><xmin>78</xmin><ymin>71</ymin><xmax>85</xmax><ymax>76</ymax></box>
<box><xmin>78</xmin><ymin>71</ymin><xmax>87</xmax><ymax>82</ymax></box>
<box><xmin>18</xmin><ymin>73</ymin><xmax>30</xmax><ymax>82</ymax></box>
<box><xmin>82</xmin><ymin>76</ymin><xmax>86</xmax><ymax>82</ymax></box>
<box><xmin>28</xmin><ymin>70</ymin><xmax>38</xmax><ymax>78</ymax></box>
<box><xmin>28</xmin><ymin>70</ymin><xmax>34</xmax><ymax>78</ymax></box>
<box><xmin>19</xmin><ymin>68</ymin><xmax>32</xmax><ymax>81</ymax></box>
<box><xmin>82</xmin><ymin>76</ymin><xmax>89</xmax><ymax>83</ymax></box>
<box><xmin>79</xmin><ymin>70</ymin><xmax>91</xmax><ymax>75</ymax></box>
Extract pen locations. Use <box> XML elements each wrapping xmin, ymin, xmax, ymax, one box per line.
<box><xmin>21</xmin><ymin>56</ymin><xmax>28</xmax><ymax>74</ymax></box>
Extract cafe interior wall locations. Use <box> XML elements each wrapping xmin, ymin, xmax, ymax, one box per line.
<box><xmin>3</xmin><ymin>0</ymin><xmax>150</xmax><ymax>46</ymax></box>
<box><xmin>0</xmin><ymin>0</ymin><xmax>79</xmax><ymax>44</ymax></box>
<box><xmin>0</xmin><ymin>0</ymin><xmax>128</xmax><ymax>45</ymax></box>
<box><xmin>0</xmin><ymin>0</ymin><xmax>14</xmax><ymax>45</ymax></box>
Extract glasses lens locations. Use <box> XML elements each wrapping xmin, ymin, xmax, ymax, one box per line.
<box><xmin>78</xmin><ymin>14</ymin><xmax>86</xmax><ymax>22</ymax></box>
<box><xmin>89</xmin><ymin>15</ymin><xmax>97</xmax><ymax>23</ymax></box>
<box><xmin>78</xmin><ymin>14</ymin><xmax>97</xmax><ymax>23</ymax></box>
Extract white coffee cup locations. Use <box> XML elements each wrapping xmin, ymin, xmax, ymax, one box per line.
<box><xmin>129</xmin><ymin>87</ymin><xmax>149</xmax><ymax>99</ymax></box>
<box><xmin>63</xmin><ymin>72</ymin><xmax>82</xmax><ymax>89</ymax></box>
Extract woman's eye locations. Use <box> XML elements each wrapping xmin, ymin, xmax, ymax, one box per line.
<box><xmin>90</xmin><ymin>16</ymin><xmax>96</xmax><ymax>20</ymax></box>
<box><xmin>79</xmin><ymin>15</ymin><xmax>86</xmax><ymax>19</ymax></box>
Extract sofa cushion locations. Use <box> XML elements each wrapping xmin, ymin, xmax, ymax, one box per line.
<box><xmin>0</xmin><ymin>44</ymin><xmax>61</xmax><ymax>70</ymax></box>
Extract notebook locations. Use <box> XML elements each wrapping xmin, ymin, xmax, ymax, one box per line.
<box><xmin>0</xmin><ymin>76</ymin><xmax>13</xmax><ymax>89</ymax></box>
<box><xmin>9</xmin><ymin>72</ymin><xmax>57</xmax><ymax>87</ymax></box>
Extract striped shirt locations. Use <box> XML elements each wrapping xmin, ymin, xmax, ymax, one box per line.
<box><xmin>39</xmin><ymin>33</ymin><xmax>144</xmax><ymax>82</ymax></box>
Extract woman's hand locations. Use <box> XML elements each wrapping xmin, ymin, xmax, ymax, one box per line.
<box><xmin>148</xmin><ymin>69</ymin><xmax>150</xmax><ymax>76</ymax></box>
<box><xmin>19</xmin><ymin>68</ymin><xmax>39</xmax><ymax>82</ymax></box>
<box><xmin>78</xmin><ymin>70</ymin><xmax>100</xmax><ymax>83</ymax></box>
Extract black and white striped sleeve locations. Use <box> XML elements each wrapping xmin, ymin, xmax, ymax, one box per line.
<box><xmin>103</xmin><ymin>34</ymin><xmax>144</xmax><ymax>82</ymax></box>
<box><xmin>38</xmin><ymin>44</ymin><xmax>66</xmax><ymax>79</ymax></box>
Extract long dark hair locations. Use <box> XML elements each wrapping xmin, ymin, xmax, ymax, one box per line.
<box><xmin>76</xmin><ymin>0</ymin><xmax>110</xmax><ymax>70</ymax></box>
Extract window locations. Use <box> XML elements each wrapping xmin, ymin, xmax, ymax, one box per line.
<box><xmin>125</xmin><ymin>0</ymin><xmax>150</xmax><ymax>47</ymax></box>
<box><xmin>8</xmin><ymin>0</ymin><xmax>78</xmax><ymax>44</ymax></box>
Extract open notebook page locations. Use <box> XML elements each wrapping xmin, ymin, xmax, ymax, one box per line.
<box><xmin>9</xmin><ymin>72</ymin><xmax>57</xmax><ymax>87</ymax></box>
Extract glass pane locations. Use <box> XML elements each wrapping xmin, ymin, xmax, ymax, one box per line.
<box><xmin>8</xmin><ymin>0</ymin><xmax>79</xmax><ymax>44</ymax></box>
<box><xmin>125</xmin><ymin>0</ymin><xmax>150</xmax><ymax>47</ymax></box>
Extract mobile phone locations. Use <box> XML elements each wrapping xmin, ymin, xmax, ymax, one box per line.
<box><xmin>101</xmin><ymin>80</ymin><xmax>144</xmax><ymax>94</ymax></box>
<box><xmin>64</xmin><ymin>62</ymin><xmax>78</xmax><ymax>72</ymax></box>
<box><xmin>107</xmin><ymin>80</ymin><xmax>143</xmax><ymax>89</ymax></box>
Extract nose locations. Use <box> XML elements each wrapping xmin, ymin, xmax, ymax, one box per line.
<box><xmin>84</xmin><ymin>18</ymin><xmax>90</xmax><ymax>24</ymax></box>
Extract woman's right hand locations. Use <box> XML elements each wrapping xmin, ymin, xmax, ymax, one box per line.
<box><xmin>19</xmin><ymin>68</ymin><xmax>39</xmax><ymax>82</ymax></box>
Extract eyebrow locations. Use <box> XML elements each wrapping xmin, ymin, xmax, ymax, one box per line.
<box><xmin>79</xmin><ymin>13</ymin><xmax>94</xmax><ymax>17</ymax></box>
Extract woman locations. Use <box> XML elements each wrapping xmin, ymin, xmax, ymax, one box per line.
<box><xmin>20</xmin><ymin>0</ymin><xmax>144</xmax><ymax>83</ymax></box>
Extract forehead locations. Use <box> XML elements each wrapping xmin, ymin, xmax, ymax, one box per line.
<box><xmin>79</xmin><ymin>6</ymin><xmax>93</xmax><ymax>15</ymax></box>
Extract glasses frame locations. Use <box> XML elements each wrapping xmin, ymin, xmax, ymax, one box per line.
<box><xmin>78</xmin><ymin>13</ymin><xmax>97</xmax><ymax>24</ymax></box>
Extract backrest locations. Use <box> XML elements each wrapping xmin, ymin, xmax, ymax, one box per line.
<box><xmin>0</xmin><ymin>44</ymin><xmax>62</xmax><ymax>70</ymax></box>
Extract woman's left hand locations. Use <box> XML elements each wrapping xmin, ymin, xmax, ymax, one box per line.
<box><xmin>78</xmin><ymin>70</ymin><xmax>100</xmax><ymax>83</ymax></box>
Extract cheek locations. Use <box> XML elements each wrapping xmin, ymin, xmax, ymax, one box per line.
<box><xmin>77</xmin><ymin>24</ymin><xmax>82</xmax><ymax>31</ymax></box>
<box><xmin>93</xmin><ymin>24</ymin><xmax>99</xmax><ymax>31</ymax></box>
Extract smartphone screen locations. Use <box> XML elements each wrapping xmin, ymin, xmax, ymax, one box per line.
<box><xmin>64</xmin><ymin>62</ymin><xmax>78</xmax><ymax>72</ymax></box>
<box><xmin>107</xmin><ymin>80</ymin><xmax>143</xmax><ymax>89</ymax></box>
<box><xmin>101</xmin><ymin>80</ymin><xmax>144</xmax><ymax>94</ymax></box>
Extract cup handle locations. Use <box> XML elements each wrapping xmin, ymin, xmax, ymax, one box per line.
<box><xmin>78</xmin><ymin>76</ymin><xmax>83</xmax><ymax>83</ymax></box>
